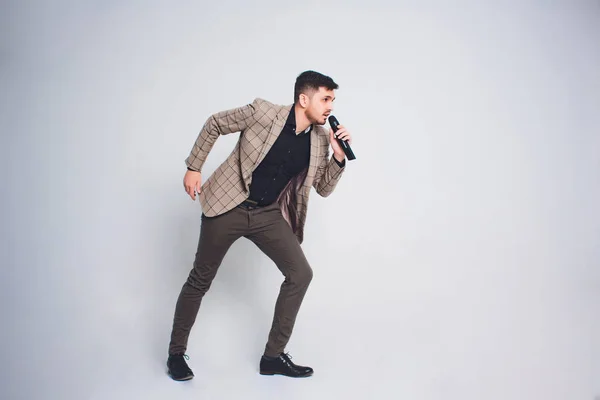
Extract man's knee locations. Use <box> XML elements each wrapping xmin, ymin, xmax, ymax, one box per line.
<box><xmin>292</xmin><ymin>263</ymin><xmax>313</xmax><ymax>287</ymax></box>
<box><xmin>186</xmin><ymin>262</ymin><xmax>219</xmax><ymax>293</ymax></box>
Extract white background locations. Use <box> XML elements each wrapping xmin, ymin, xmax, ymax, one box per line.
<box><xmin>1</xmin><ymin>1</ymin><xmax>599</xmax><ymax>399</ymax></box>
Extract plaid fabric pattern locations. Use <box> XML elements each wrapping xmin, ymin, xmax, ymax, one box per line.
<box><xmin>185</xmin><ymin>98</ymin><xmax>345</xmax><ymax>243</ymax></box>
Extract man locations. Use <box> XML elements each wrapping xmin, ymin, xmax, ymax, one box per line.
<box><xmin>166</xmin><ymin>70</ymin><xmax>352</xmax><ymax>381</ymax></box>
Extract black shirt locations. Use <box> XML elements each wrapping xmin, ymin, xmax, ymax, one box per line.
<box><xmin>248</xmin><ymin>106</ymin><xmax>312</xmax><ymax>206</ymax></box>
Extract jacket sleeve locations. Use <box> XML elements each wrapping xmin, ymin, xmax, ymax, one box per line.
<box><xmin>312</xmin><ymin>137</ymin><xmax>346</xmax><ymax>197</ymax></box>
<box><xmin>185</xmin><ymin>98</ymin><xmax>263</xmax><ymax>171</ymax></box>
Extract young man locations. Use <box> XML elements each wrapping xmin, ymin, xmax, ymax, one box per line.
<box><xmin>167</xmin><ymin>70</ymin><xmax>352</xmax><ymax>380</ymax></box>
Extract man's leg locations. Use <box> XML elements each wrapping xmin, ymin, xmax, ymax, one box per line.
<box><xmin>245</xmin><ymin>204</ymin><xmax>314</xmax><ymax>377</ymax></box>
<box><xmin>167</xmin><ymin>207</ymin><xmax>246</xmax><ymax>380</ymax></box>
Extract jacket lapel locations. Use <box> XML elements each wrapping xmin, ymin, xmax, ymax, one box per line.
<box><xmin>302</xmin><ymin>126</ymin><xmax>322</xmax><ymax>190</ymax></box>
<box><xmin>252</xmin><ymin>104</ymin><xmax>291</xmax><ymax>169</ymax></box>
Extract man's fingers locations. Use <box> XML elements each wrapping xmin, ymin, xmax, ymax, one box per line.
<box><xmin>334</xmin><ymin>128</ymin><xmax>346</xmax><ymax>138</ymax></box>
<box><xmin>185</xmin><ymin>184</ymin><xmax>194</xmax><ymax>199</ymax></box>
<box><xmin>183</xmin><ymin>180</ymin><xmax>201</xmax><ymax>200</ymax></box>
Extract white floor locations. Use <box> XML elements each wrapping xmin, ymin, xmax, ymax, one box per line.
<box><xmin>6</xmin><ymin>231</ymin><xmax>599</xmax><ymax>400</ymax></box>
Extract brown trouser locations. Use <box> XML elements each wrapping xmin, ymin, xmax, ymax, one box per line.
<box><xmin>168</xmin><ymin>201</ymin><xmax>313</xmax><ymax>357</ymax></box>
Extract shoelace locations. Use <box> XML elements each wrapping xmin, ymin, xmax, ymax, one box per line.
<box><xmin>280</xmin><ymin>352</ymin><xmax>302</xmax><ymax>371</ymax></box>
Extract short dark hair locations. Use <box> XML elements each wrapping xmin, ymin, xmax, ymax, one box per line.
<box><xmin>294</xmin><ymin>70</ymin><xmax>338</xmax><ymax>103</ymax></box>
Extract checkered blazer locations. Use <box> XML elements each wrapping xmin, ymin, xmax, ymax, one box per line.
<box><xmin>185</xmin><ymin>97</ymin><xmax>346</xmax><ymax>243</ymax></box>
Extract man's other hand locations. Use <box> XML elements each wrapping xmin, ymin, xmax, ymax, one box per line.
<box><xmin>184</xmin><ymin>170</ymin><xmax>202</xmax><ymax>200</ymax></box>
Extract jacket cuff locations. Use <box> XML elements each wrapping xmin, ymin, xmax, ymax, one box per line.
<box><xmin>333</xmin><ymin>155</ymin><xmax>346</xmax><ymax>168</ymax></box>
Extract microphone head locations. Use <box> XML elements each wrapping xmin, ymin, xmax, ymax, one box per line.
<box><xmin>328</xmin><ymin>115</ymin><xmax>339</xmax><ymax>129</ymax></box>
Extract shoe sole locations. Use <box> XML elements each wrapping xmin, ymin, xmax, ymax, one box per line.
<box><xmin>167</xmin><ymin>369</ymin><xmax>194</xmax><ymax>381</ymax></box>
<box><xmin>259</xmin><ymin>371</ymin><xmax>313</xmax><ymax>378</ymax></box>
<box><xmin>169</xmin><ymin>375</ymin><xmax>194</xmax><ymax>381</ymax></box>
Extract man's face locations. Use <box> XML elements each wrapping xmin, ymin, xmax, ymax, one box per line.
<box><xmin>304</xmin><ymin>87</ymin><xmax>335</xmax><ymax>125</ymax></box>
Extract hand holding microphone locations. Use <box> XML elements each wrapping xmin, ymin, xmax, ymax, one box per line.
<box><xmin>328</xmin><ymin>115</ymin><xmax>356</xmax><ymax>160</ymax></box>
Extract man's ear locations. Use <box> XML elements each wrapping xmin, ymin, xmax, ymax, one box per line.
<box><xmin>298</xmin><ymin>93</ymin><xmax>308</xmax><ymax>107</ymax></box>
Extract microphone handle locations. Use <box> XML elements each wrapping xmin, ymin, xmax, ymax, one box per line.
<box><xmin>336</xmin><ymin>136</ymin><xmax>356</xmax><ymax>160</ymax></box>
<box><xmin>330</xmin><ymin>125</ymin><xmax>356</xmax><ymax>160</ymax></box>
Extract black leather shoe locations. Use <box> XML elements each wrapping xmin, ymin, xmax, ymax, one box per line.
<box><xmin>167</xmin><ymin>354</ymin><xmax>194</xmax><ymax>381</ymax></box>
<box><xmin>259</xmin><ymin>352</ymin><xmax>314</xmax><ymax>377</ymax></box>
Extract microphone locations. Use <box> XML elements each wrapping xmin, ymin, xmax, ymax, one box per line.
<box><xmin>328</xmin><ymin>115</ymin><xmax>356</xmax><ymax>160</ymax></box>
